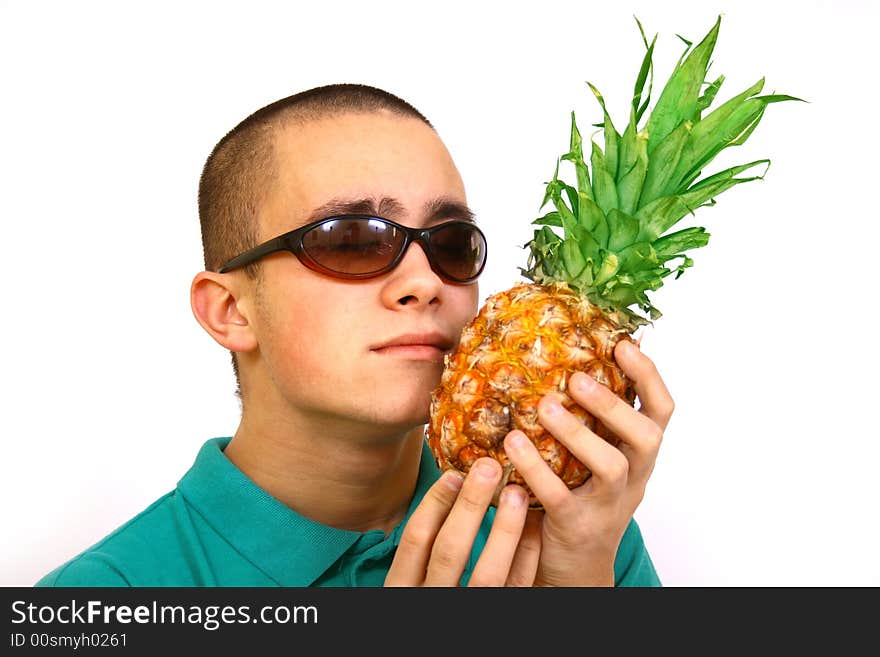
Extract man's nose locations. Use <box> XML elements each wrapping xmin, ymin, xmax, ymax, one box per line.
<box><xmin>381</xmin><ymin>241</ymin><xmax>444</xmax><ymax>307</ymax></box>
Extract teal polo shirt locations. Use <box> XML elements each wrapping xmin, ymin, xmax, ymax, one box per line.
<box><xmin>35</xmin><ymin>437</ymin><xmax>661</xmax><ymax>587</ymax></box>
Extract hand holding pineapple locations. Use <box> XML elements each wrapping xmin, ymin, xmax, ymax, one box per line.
<box><xmin>503</xmin><ymin>339</ymin><xmax>672</xmax><ymax>585</ymax></box>
<box><xmin>387</xmin><ymin>338</ymin><xmax>670</xmax><ymax>587</ymax></box>
<box><xmin>386</xmin><ymin>460</ymin><xmax>541</xmax><ymax>586</ymax></box>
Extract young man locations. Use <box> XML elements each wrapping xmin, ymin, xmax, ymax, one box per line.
<box><xmin>36</xmin><ymin>84</ymin><xmax>671</xmax><ymax>587</ymax></box>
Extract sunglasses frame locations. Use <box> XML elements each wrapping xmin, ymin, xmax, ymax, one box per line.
<box><xmin>218</xmin><ymin>214</ymin><xmax>487</xmax><ymax>283</ymax></box>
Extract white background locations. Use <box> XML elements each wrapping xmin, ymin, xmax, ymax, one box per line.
<box><xmin>2</xmin><ymin>0</ymin><xmax>878</xmax><ymax>587</ymax></box>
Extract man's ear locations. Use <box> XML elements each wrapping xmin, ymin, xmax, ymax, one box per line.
<box><xmin>190</xmin><ymin>271</ymin><xmax>258</xmax><ymax>353</ymax></box>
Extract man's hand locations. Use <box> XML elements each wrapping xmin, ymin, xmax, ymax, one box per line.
<box><xmin>503</xmin><ymin>340</ymin><xmax>673</xmax><ymax>586</ymax></box>
<box><xmin>385</xmin><ymin>458</ymin><xmax>541</xmax><ymax>587</ymax></box>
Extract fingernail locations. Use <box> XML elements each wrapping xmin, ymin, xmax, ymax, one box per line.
<box><xmin>476</xmin><ymin>459</ymin><xmax>499</xmax><ymax>478</ymax></box>
<box><xmin>442</xmin><ymin>470</ymin><xmax>464</xmax><ymax>491</ymax></box>
<box><xmin>500</xmin><ymin>487</ymin><xmax>525</xmax><ymax>507</ymax></box>
<box><xmin>507</xmin><ymin>431</ymin><xmax>528</xmax><ymax>449</ymax></box>
<box><xmin>542</xmin><ymin>397</ymin><xmax>563</xmax><ymax>415</ymax></box>
<box><xmin>572</xmin><ymin>373</ymin><xmax>596</xmax><ymax>393</ymax></box>
<box><xmin>618</xmin><ymin>340</ymin><xmax>636</xmax><ymax>357</ymax></box>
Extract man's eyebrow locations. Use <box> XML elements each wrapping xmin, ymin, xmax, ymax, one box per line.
<box><xmin>423</xmin><ymin>198</ymin><xmax>475</xmax><ymax>223</ymax></box>
<box><xmin>304</xmin><ymin>196</ymin><xmax>475</xmax><ymax>225</ymax></box>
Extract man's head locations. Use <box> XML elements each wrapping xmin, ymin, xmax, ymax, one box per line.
<box><xmin>191</xmin><ymin>84</ymin><xmax>481</xmax><ymax>435</ymax></box>
<box><xmin>197</xmin><ymin>84</ymin><xmax>439</xmax><ymax>394</ymax></box>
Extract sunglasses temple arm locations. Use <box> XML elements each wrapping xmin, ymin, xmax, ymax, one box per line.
<box><xmin>218</xmin><ymin>236</ymin><xmax>291</xmax><ymax>273</ymax></box>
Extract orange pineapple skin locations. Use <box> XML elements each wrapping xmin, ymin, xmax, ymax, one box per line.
<box><xmin>426</xmin><ymin>282</ymin><xmax>637</xmax><ymax>508</ymax></box>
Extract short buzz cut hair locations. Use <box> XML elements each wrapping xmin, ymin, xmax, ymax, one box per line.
<box><xmin>196</xmin><ymin>83</ymin><xmax>434</xmax><ymax>400</ymax></box>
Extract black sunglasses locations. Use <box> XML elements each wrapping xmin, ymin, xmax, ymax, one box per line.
<box><xmin>218</xmin><ymin>215</ymin><xmax>488</xmax><ymax>283</ymax></box>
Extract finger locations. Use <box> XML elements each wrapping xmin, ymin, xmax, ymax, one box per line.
<box><xmin>615</xmin><ymin>340</ymin><xmax>675</xmax><ymax>430</ymax></box>
<box><xmin>385</xmin><ymin>470</ymin><xmax>463</xmax><ymax>586</ymax></box>
<box><xmin>537</xmin><ymin>395</ymin><xmax>630</xmax><ymax>491</ymax></box>
<box><xmin>505</xmin><ymin>509</ymin><xmax>543</xmax><ymax>587</ymax></box>
<box><xmin>468</xmin><ymin>485</ymin><xmax>530</xmax><ymax>586</ymax></box>
<box><xmin>424</xmin><ymin>458</ymin><xmax>502</xmax><ymax>586</ymax></box>
<box><xmin>503</xmin><ymin>429</ymin><xmax>577</xmax><ymax>515</ymax></box>
<box><xmin>568</xmin><ymin>370</ymin><xmax>663</xmax><ymax>465</ymax></box>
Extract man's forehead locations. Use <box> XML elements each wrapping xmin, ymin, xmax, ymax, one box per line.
<box><xmin>262</xmin><ymin>114</ymin><xmax>469</xmax><ymax>234</ymax></box>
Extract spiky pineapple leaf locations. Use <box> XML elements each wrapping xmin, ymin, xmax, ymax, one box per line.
<box><xmin>631</xmin><ymin>20</ymin><xmax>657</xmax><ymax>124</ymax></box>
<box><xmin>617</xmin><ymin>133</ymin><xmax>649</xmax><ymax>214</ymax></box>
<box><xmin>561</xmin><ymin>239</ymin><xmax>587</xmax><ymax>279</ymax></box>
<box><xmin>638</xmin><ymin>119</ymin><xmax>690</xmax><ymax>208</ymax></box>
<box><xmin>636</xmin><ymin>159</ymin><xmax>769</xmax><ymax>240</ymax></box>
<box><xmin>572</xmin><ymin>223</ymin><xmax>602</xmax><ymax>259</ymax></box>
<box><xmin>653</xmin><ymin>226</ymin><xmax>711</xmax><ymax>258</ymax></box>
<box><xmin>606</xmin><ymin>208</ymin><xmax>641</xmax><ymax>252</ymax></box>
<box><xmin>532</xmin><ymin>210</ymin><xmax>562</xmax><ymax>227</ymax></box>
<box><xmin>646</xmin><ymin>16</ymin><xmax>720</xmax><ymax>154</ymax></box>
<box><xmin>696</xmin><ymin>75</ymin><xmax>725</xmax><ymax>115</ymax></box>
<box><xmin>590</xmin><ymin>141</ymin><xmax>619</xmax><ymax>213</ymax></box>
<box><xmin>524</xmin><ymin>15</ymin><xmax>802</xmax><ymax>324</ymax></box>
<box><xmin>560</xmin><ymin>112</ymin><xmax>593</xmax><ymax>201</ymax></box>
<box><xmin>587</xmin><ymin>82</ymin><xmax>620</xmax><ymax>178</ymax></box>
<box><xmin>666</xmin><ymin>78</ymin><xmax>768</xmax><ymax>191</ymax></box>
<box><xmin>578</xmin><ymin>196</ymin><xmax>610</xmax><ymax>249</ymax></box>
<box><xmin>616</xmin><ymin>121</ymin><xmax>639</xmax><ymax>195</ymax></box>
<box><xmin>687</xmin><ymin>159</ymin><xmax>770</xmax><ymax>193</ymax></box>
<box><xmin>593</xmin><ymin>250</ymin><xmax>620</xmax><ymax>287</ymax></box>
<box><xmin>540</xmin><ymin>160</ymin><xmax>579</xmax><ymax>232</ymax></box>
<box><xmin>616</xmin><ymin>241</ymin><xmax>658</xmax><ymax>274</ymax></box>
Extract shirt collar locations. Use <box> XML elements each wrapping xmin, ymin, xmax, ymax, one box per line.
<box><xmin>177</xmin><ymin>436</ymin><xmax>441</xmax><ymax>586</ymax></box>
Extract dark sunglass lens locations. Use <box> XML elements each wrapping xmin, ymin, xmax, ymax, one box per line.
<box><xmin>430</xmin><ymin>223</ymin><xmax>486</xmax><ymax>281</ymax></box>
<box><xmin>302</xmin><ymin>218</ymin><xmax>404</xmax><ymax>275</ymax></box>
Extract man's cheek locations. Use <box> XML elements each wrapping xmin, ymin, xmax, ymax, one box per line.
<box><xmin>292</xmin><ymin>326</ymin><xmax>359</xmax><ymax>378</ymax></box>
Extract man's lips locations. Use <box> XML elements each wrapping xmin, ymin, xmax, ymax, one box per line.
<box><xmin>370</xmin><ymin>332</ymin><xmax>455</xmax><ymax>360</ymax></box>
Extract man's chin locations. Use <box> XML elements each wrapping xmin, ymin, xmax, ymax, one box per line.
<box><xmin>363</xmin><ymin>401</ymin><xmax>431</xmax><ymax>434</ymax></box>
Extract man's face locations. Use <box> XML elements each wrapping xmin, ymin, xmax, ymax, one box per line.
<box><xmin>243</xmin><ymin>110</ymin><xmax>480</xmax><ymax>437</ymax></box>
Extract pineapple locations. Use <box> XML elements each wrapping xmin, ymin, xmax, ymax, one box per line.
<box><xmin>427</xmin><ymin>16</ymin><xmax>800</xmax><ymax>507</ymax></box>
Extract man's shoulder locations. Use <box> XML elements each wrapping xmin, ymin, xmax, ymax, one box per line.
<box><xmin>614</xmin><ymin>517</ymin><xmax>662</xmax><ymax>587</ymax></box>
<box><xmin>35</xmin><ymin>491</ymin><xmax>185</xmax><ymax>587</ymax></box>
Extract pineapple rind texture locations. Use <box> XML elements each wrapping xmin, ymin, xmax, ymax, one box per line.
<box><xmin>426</xmin><ymin>282</ymin><xmax>636</xmax><ymax>508</ymax></box>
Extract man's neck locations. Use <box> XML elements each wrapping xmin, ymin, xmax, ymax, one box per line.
<box><xmin>222</xmin><ymin>412</ymin><xmax>425</xmax><ymax>536</ymax></box>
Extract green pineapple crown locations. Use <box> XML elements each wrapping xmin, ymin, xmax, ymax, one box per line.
<box><xmin>522</xmin><ymin>15</ymin><xmax>802</xmax><ymax>327</ymax></box>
